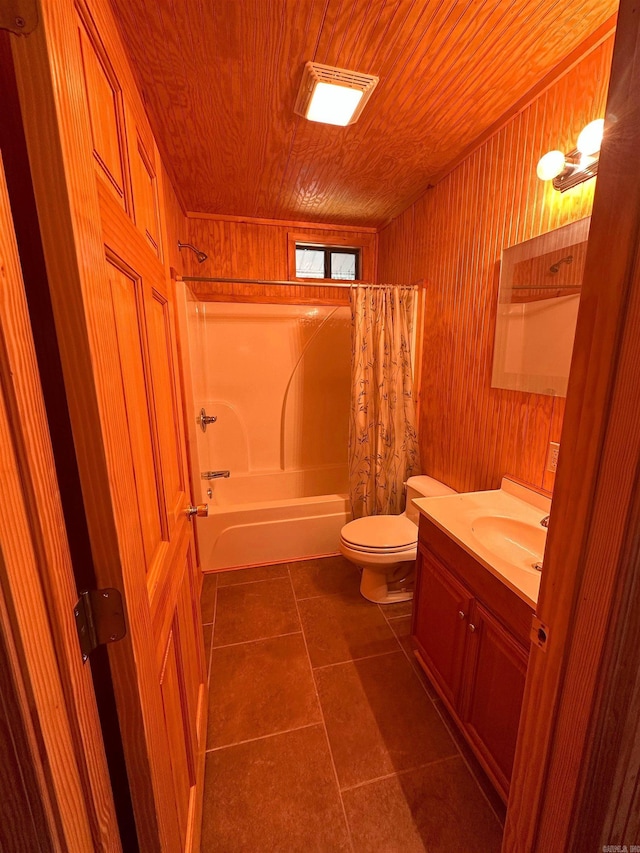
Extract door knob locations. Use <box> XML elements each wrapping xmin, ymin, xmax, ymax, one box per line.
<box><xmin>468</xmin><ymin>623</ymin><xmax>476</xmax><ymax>633</ymax></box>
<box><xmin>458</xmin><ymin>610</ymin><xmax>466</xmax><ymax>620</ymax></box>
<box><xmin>186</xmin><ymin>504</ymin><xmax>208</xmax><ymax>519</ymax></box>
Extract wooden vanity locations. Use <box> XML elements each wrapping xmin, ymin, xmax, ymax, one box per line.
<box><xmin>412</xmin><ymin>513</ymin><xmax>534</xmax><ymax>803</ymax></box>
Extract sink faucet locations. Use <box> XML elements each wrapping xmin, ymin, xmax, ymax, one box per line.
<box><xmin>540</xmin><ymin>515</ymin><xmax>550</xmax><ymax>528</ymax></box>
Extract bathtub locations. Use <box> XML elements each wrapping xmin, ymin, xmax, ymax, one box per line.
<box><xmin>196</xmin><ymin>468</ymin><xmax>352</xmax><ymax>571</ymax></box>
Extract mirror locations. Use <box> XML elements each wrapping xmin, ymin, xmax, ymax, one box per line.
<box><xmin>491</xmin><ymin>217</ymin><xmax>590</xmax><ymax>397</ymax></box>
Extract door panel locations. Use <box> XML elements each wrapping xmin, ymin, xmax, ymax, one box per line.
<box><xmin>107</xmin><ymin>255</ymin><xmax>165</xmax><ymax>567</ymax></box>
<box><xmin>413</xmin><ymin>548</ymin><xmax>472</xmax><ymax>709</ymax></box>
<box><xmin>11</xmin><ymin>2</ymin><xmax>207</xmax><ymax>848</ymax></box>
<box><xmin>463</xmin><ymin>602</ymin><xmax>528</xmax><ymax>791</ymax></box>
<box><xmin>160</xmin><ymin>626</ymin><xmax>192</xmax><ymax>849</ymax></box>
<box><xmin>147</xmin><ymin>289</ymin><xmax>186</xmax><ymax>518</ymax></box>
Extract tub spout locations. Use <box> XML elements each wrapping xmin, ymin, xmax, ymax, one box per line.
<box><xmin>202</xmin><ymin>470</ymin><xmax>231</xmax><ymax>479</ymax></box>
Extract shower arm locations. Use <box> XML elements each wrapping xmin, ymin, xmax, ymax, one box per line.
<box><xmin>178</xmin><ymin>242</ymin><xmax>208</xmax><ymax>263</ymax></box>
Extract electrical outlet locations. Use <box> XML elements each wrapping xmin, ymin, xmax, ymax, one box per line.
<box><xmin>547</xmin><ymin>441</ymin><xmax>560</xmax><ymax>473</ymax></box>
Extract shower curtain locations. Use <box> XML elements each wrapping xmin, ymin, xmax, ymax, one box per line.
<box><xmin>348</xmin><ymin>284</ymin><xmax>421</xmax><ymax>519</ymax></box>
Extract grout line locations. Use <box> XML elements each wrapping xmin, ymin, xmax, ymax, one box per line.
<box><xmin>211</xmin><ymin>630</ymin><xmax>303</xmax><ymax>651</ymax></box>
<box><xmin>339</xmin><ymin>753</ymin><xmax>460</xmax><ymax>794</ymax></box>
<box><xmin>206</xmin><ymin>581</ymin><xmax>218</xmax><ymax>687</ymax></box>
<box><xmin>215</xmin><ymin>573</ymin><xmax>290</xmax><ymax>589</ymax></box>
<box><xmin>311</xmin><ymin>647</ymin><xmax>406</xmax><ymax>672</ymax></box>
<box><xmin>288</xmin><ymin>565</ymin><xmax>356</xmax><ymax>853</ymax></box>
<box><xmin>205</xmin><ymin>721</ymin><xmax>321</xmax><ymax>754</ymax></box>
<box><xmin>429</xmin><ymin>698</ymin><xmax>507</xmax><ymax>828</ymax></box>
<box><xmin>387</xmin><ymin>623</ymin><xmax>506</xmax><ymax>828</ymax></box>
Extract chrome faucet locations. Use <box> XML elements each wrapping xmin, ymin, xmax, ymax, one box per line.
<box><xmin>540</xmin><ymin>515</ymin><xmax>550</xmax><ymax>528</ymax></box>
<box><xmin>201</xmin><ymin>470</ymin><xmax>230</xmax><ymax>480</ymax></box>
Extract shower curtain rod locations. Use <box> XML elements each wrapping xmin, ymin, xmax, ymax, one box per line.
<box><xmin>179</xmin><ymin>276</ymin><xmax>419</xmax><ymax>288</ymax></box>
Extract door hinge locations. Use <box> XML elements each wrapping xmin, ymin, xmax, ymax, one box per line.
<box><xmin>74</xmin><ymin>588</ymin><xmax>127</xmax><ymax>663</ymax></box>
<box><xmin>0</xmin><ymin>0</ymin><xmax>38</xmax><ymax>35</ymax></box>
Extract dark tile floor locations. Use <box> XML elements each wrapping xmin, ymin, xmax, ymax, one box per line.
<box><xmin>200</xmin><ymin>555</ymin><xmax>504</xmax><ymax>852</ymax></box>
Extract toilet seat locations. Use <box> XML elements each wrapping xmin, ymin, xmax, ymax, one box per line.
<box><xmin>340</xmin><ymin>514</ymin><xmax>417</xmax><ymax>553</ymax></box>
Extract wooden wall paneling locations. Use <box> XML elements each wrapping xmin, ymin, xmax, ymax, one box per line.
<box><xmin>378</xmin><ymin>37</ymin><xmax>614</xmax><ymax>495</ymax></box>
<box><xmin>185</xmin><ymin>214</ymin><xmax>375</xmax><ymax>305</ymax></box>
<box><xmin>0</xmin><ymin>149</ymin><xmax>120</xmax><ymax>850</ymax></box>
<box><xmin>162</xmin><ymin>165</ymin><xmax>187</xmax><ymax>276</ymax></box>
<box><xmin>505</xmin><ymin>2</ymin><xmax>640</xmax><ymax>846</ymax></box>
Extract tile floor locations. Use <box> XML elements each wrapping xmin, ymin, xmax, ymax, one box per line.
<box><xmin>200</xmin><ymin>555</ymin><xmax>504</xmax><ymax>852</ymax></box>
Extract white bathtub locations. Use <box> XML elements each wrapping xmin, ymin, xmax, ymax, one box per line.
<box><xmin>196</xmin><ymin>469</ymin><xmax>351</xmax><ymax>571</ymax></box>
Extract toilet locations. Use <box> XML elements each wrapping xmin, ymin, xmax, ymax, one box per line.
<box><xmin>339</xmin><ymin>476</ymin><xmax>456</xmax><ymax>604</ymax></box>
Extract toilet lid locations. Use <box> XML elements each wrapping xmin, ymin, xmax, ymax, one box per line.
<box><xmin>340</xmin><ymin>515</ymin><xmax>417</xmax><ymax>551</ymax></box>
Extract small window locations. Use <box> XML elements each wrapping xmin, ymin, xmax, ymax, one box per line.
<box><xmin>295</xmin><ymin>244</ymin><xmax>360</xmax><ymax>281</ymax></box>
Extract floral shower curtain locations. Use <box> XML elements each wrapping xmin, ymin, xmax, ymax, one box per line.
<box><xmin>348</xmin><ymin>284</ymin><xmax>421</xmax><ymax>519</ymax></box>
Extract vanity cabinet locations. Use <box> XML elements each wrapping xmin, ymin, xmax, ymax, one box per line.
<box><xmin>412</xmin><ymin>517</ymin><xmax>533</xmax><ymax>802</ymax></box>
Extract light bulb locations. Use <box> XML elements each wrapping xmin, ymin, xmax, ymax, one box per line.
<box><xmin>536</xmin><ymin>150</ymin><xmax>566</xmax><ymax>181</ymax></box>
<box><xmin>577</xmin><ymin>119</ymin><xmax>604</xmax><ymax>155</ymax></box>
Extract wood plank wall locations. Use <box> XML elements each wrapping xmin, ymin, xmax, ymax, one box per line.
<box><xmin>377</xmin><ymin>37</ymin><xmax>614</xmax><ymax>494</ymax></box>
<box><xmin>184</xmin><ymin>215</ymin><xmax>378</xmax><ymax>305</ymax></box>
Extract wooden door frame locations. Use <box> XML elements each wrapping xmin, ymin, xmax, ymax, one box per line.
<box><xmin>0</xmin><ymin>146</ymin><xmax>120</xmax><ymax>850</ymax></box>
<box><xmin>505</xmin><ymin>1</ymin><xmax>640</xmax><ymax>848</ymax></box>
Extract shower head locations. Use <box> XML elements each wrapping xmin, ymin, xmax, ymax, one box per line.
<box><xmin>178</xmin><ymin>241</ymin><xmax>208</xmax><ymax>263</ymax></box>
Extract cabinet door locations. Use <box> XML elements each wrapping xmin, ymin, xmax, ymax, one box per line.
<box><xmin>413</xmin><ymin>549</ymin><xmax>473</xmax><ymax>710</ymax></box>
<box><xmin>462</xmin><ymin>602</ymin><xmax>529</xmax><ymax>795</ymax></box>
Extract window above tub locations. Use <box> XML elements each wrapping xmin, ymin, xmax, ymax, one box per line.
<box><xmin>295</xmin><ymin>244</ymin><xmax>360</xmax><ymax>280</ymax></box>
<box><xmin>287</xmin><ymin>230</ymin><xmax>376</xmax><ymax>285</ymax></box>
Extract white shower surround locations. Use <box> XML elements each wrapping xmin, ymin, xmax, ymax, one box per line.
<box><xmin>178</xmin><ymin>294</ymin><xmax>352</xmax><ymax>571</ymax></box>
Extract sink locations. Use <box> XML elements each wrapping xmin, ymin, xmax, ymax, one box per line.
<box><xmin>470</xmin><ymin>516</ymin><xmax>546</xmax><ymax>573</ymax></box>
<box><xmin>412</xmin><ymin>477</ymin><xmax>552</xmax><ymax>606</ymax></box>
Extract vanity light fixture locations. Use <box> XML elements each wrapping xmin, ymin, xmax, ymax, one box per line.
<box><xmin>536</xmin><ymin>118</ymin><xmax>605</xmax><ymax>192</ymax></box>
<box><xmin>294</xmin><ymin>61</ymin><xmax>379</xmax><ymax>126</ymax></box>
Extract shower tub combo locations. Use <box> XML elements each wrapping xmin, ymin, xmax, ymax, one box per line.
<box><xmin>177</xmin><ymin>293</ymin><xmax>352</xmax><ymax>571</ymax></box>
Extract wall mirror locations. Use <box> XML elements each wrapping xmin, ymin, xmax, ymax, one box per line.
<box><xmin>491</xmin><ymin>217</ymin><xmax>591</xmax><ymax>397</ymax></box>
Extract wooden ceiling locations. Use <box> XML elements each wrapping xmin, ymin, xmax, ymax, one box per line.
<box><xmin>109</xmin><ymin>0</ymin><xmax>617</xmax><ymax>228</ymax></box>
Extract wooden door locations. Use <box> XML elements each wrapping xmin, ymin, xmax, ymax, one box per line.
<box><xmin>462</xmin><ymin>602</ymin><xmax>528</xmax><ymax>799</ymax></box>
<box><xmin>412</xmin><ymin>547</ymin><xmax>472</xmax><ymax>710</ymax></box>
<box><xmin>8</xmin><ymin>1</ymin><xmax>207</xmax><ymax>850</ymax></box>
<box><xmin>0</xmin><ymin>150</ymin><xmax>120</xmax><ymax>850</ymax></box>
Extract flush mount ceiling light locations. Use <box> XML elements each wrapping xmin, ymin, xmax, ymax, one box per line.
<box><xmin>294</xmin><ymin>61</ymin><xmax>379</xmax><ymax>126</ymax></box>
<box><xmin>537</xmin><ymin>118</ymin><xmax>605</xmax><ymax>192</ymax></box>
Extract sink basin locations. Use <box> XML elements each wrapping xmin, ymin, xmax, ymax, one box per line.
<box><xmin>470</xmin><ymin>516</ymin><xmax>546</xmax><ymax>573</ymax></box>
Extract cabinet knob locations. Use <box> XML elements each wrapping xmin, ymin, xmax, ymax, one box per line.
<box><xmin>458</xmin><ymin>610</ymin><xmax>466</xmax><ymax>620</ymax></box>
<box><xmin>468</xmin><ymin>623</ymin><xmax>476</xmax><ymax>633</ymax></box>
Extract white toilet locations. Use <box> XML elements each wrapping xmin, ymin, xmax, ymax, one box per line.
<box><xmin>339</xmin><ymin>476</ymin><xmax>456</xmax><ymax>604</ymax></box>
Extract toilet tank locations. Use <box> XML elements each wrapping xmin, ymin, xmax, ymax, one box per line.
<box><xmin>405</xmin><ymin>475</ymin><xmax>456</xmax><ymax>524</ymax></box>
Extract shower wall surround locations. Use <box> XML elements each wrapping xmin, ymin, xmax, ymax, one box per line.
<box><xmin>378</xmin><ymin>36</ymin><xmax>614</xmax><ymax>495</ymax></box>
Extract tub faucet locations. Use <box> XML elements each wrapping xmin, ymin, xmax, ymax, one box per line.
<box><xmin>540</xmin><ymin>515</ymin><xmax>550</xmax><ymax>528</ymax></box>
<box><xmin>202</xmin><ymin>470</ymin><xmax>230</xmax><ymax>479</ymax></box>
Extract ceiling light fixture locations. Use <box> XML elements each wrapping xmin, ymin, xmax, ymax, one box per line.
<box><xmin>536</xmin><ymin>118</ymin><xmax>605</xmax><ymax>192</ymax></box>
<box><xmin>294</xmin><ymin>61</ymin><xmax>379</xmax><ymax>127</ymax></box>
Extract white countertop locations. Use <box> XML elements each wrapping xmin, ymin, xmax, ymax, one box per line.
<box><xmin>413</xmin><ymin>478</ymin><xmax>551</xmax><ymax>608</ymax></box>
